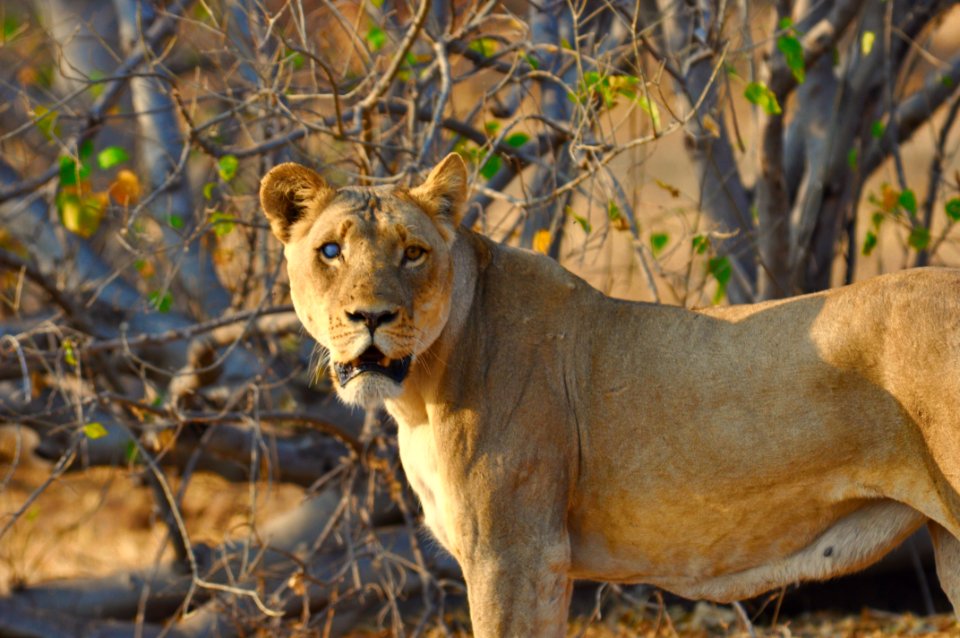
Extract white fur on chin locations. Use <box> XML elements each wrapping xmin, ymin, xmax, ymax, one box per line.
<box><xmin>335</xmin><ymin>373</ymin><xmax>404</xmax><ymax>409</ymax></box>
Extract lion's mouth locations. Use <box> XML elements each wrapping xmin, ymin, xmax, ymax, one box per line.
<box><xmin>334</xmin><ymin>346</ymin><xmax>412</xmax><ymax>386</ymax></box>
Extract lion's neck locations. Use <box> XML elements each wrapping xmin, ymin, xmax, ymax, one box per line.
<box><xmin>384</xmin><ymin>228</ymin><xmax>485</xmax><ymax>429</ymax></box>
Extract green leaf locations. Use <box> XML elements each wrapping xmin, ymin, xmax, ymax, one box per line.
<box><xmin>217</xmin><ymin>154</ymin><xmax>238</xmax><ymax>182</ymax></box>
<box><xmin>582</xmin><ymin>70</ymin><xmax>602</xmax><ymax>89</ymax></box>
<box><xmin>366</xmin><ymin>25</ymin><xmax>387</xmax><ymax>52</ymax></box>
<box><xmin>83</xmin><ymin>422</ymin><xmax>108</xmax><ymax>440</ymax></box>
<box><xmin>480</xmin><ymin>153</ymin><xmax>501</xmax><ymax>180</ymax></box>
<box><xmin>34</xmin><ymin>105</ymin><xmax>60</xmax><ymax>140</ymax></box>
<box><xmin>861</xmin><ymin>31</ymin><xmax>875</xmax><ymax>56</ymax></box>
<box><xmin>575</xmin><ymin>70</ymin><xmax>618</xmax><ymax>108</ymax></box>
<box><xmin>607</xmin><ymin>201</ymin><xmax>621</xmax><ymax>221</ymax></box>
<box><xmin>862</xmin><ymin>230</ymin><xmax>878</xmax><ymax>256</ymax></box>
<box><xmin>3</xmin><ymin>15</ymin><xmax>20</xmax><ymax>41</ymax></box>
<box><xmin>707</xmin><ymin>256</ymin><xmax>732</xmax><ymax>304</ymax></box>
<box><xmin>692</xmin><ymin>234</ymin><xmax>710</xmax><ymax>255</ymax></box>
<box><xmin>285</xmin><ymin>49</ymin><xmax>305</xmax><ymax>70</ymax></box>
<box><xmin>776</xmin><ymin>34</ymin><xmax>805</xmax><ymax>84</ymax></box>
<box><xmin>637</xmin><ymin>95</ymin><xmax>662</xmax><ymax>129</ymax></box>
<box><xmin>203</xmin><ymin>182</ymin><xmax>216</xmax><ymax>200</ymax></box>
<box><xmin>97</xmin><ymin>146</ymin><xmax>129</xmax><ymax>169</ymax></box>
<box><xmin>468</xmin><ymin>38</ymin><xmax>498</xmax><ymax>57</ymax></box>
<box><xmin>505</xmin><ymin>133</ymin><xmax>529</xmax><ymax>148</ymax></box>
<box><xmin>946</xmin><ymin>198</ymin><xmax>960</xmax><ymax>221</ymax></box>
<box><xmin>59</xmin><ymin>156</ymin><xmax>78</xmax><ymax>187</ymax></box>
<box><xmin>168</xmin><ymin>214</ymin><xmax>184</xmax><ymax>230</ymax></box>
<box><xmin>847</xmin><ymin>148</ymin><xmax>859</xmax><ymax>170</ymax></box>
<box><xmin>87</xmin><ymin>70</ymin><xmax>106</xmax><ymax>98</ymax></box>
<box><xmin>871</xmin><ymin>211</ymin><xmax>885</xmax><ymax>229</ymax></box>
<box><xmin>650</xmin><ymin>232</ymin><xmax>669</xmax><ymax>257</ymax></box>
<box><xmin>210</xmin><ymin>211</ymin><xmax>235</xmax><ymax>237</ymax></box>
<box><xmin>124</xmin><ymin>440</ymin><xmax>140</xmax><ymax>464</ymax></box>
<box><xmin>523</xmin><ymin>53</ymin><xmax>540</xmax><ymax>70</ymax></box>
<box><xmin>942</xmin><ymin>75</ymin><xmax>955</xmax><ymax>89</ymax></box>
<box><xmin>79</xmin><ymin>139</ymin><xmax>94</xmax><ymax>160</ymax></box>
<box><xmin>570</xmin><ymin>212</ymin><xmax>591</xmax><ymax>234</ymax></box>
<box><xmin>484</xmin><ymin>121</ymin><xmax>500</xmax><ymax>136</ymax></box>
<box><xmin>778</xmin><ymin>17</ymin><xmax>793</xmax><ymax>30</ymax></box>
<box><xmin>899</xmin><ymin>188</ymin><xmax>917</xmax><ymax>216</ymax></box>
<box><xmin>148</xmin><ymin>290</ymin><xmax>173</xmax><ymax>313</ymax></box>
<box><xmin>744</xmin><ymin>82</ymin><xmax>782</xmax><ymax>115</ymax></box>
<box><xmin>870</xmin><ymin>120</ymin><xmax>886</xmax><ymax>140</ymax></box>
<box><xmin>908</xmin><ymin>226</ymin><xmax>930</xmax><ymax>251</ymax></box>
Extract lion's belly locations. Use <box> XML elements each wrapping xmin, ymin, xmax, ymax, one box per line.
<box><xmin>569</xmin><ymin>497</ymin><xmax>925</xmax><ymax>601</ymax></box>
<box><xmin>564</xmin><ymin>459</ymin><xmax>920</xmax><ymax>585</ymax></box>
<box><xmin>567</xmin><ymin>493</ymin><xmax>854</xmax><ymax>582</ymax></box>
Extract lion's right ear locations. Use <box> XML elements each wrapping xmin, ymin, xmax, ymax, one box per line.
<box><xmin>409</xmin><ymin>153</ymin><xmax>468</xmax><ymax>226</ymax></box>
<box><xmin>259</xmin><ymin>163</ymin><xmax>333</xmax><ymax>244</ymax></box>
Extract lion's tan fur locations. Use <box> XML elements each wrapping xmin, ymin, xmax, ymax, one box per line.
<box><xmin>262</xmin><ymin>154</ymin><xmax>960</xmax><ymax>636</ymax></box>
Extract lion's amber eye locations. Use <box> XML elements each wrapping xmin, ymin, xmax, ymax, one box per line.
<box><xmin>319</xmin><ymin>242</ymin><xmax>341</xmax><ymax>260</ymax></box>
<box><xmin>403</xmin><ymin>246</ymin><xmax>426</xmax><ymax>264</ymax></box>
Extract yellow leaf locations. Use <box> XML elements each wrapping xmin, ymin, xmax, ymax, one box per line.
<box><xmin>881</xmin><ymin>183</ymin><xmax>899</xmax><ymax>213</ymax></box>
<box><xmin>655</xmin><ymin>179</ymin><xmax>681</xmax><ymax>198</ymax></box>
<box><xmin>287</xmin><ymin>572</ymin><xmax>306</xmax><ymax>596</ymax></box>
<box><xmin>17</xmin><ymin>67</ymin><xmax>37</xmax><ymax>86</ymax></box>
<box><xmin>212</xmin><ymin>247</ymin><xmax>234</xmax><ymax>265</ymax></box>
<box><xmin>701</xmin><ymin>114</ymin><xmax>720</xmax><ymax>138</ymax></box>
<box><xmin>532</xmin><ymin>229</ymin><xmax>552</xmax><ymax>254</ymax></box>
<box><xmin>135</xmin><ymin>260</ymin><xmax>155</xmax><ymax>278</ymax></box>
<box><xmin>156</xmin><ymin>428</ymin><xmax>177</xmax><ymax>451</ymax></box>
<box><xmin>63</xmin><ymin>339</ymin><xmax>77</xmax><ymax>366</ymax></box>
<box><xmin>109</xmin><ymin>169</ymin><xmax>141</xmax><ymax>206</ymax></box>
<box><xmin>59</xmin><ymin>195</ymin><xmax>104</xmax><ymax>238</ymax></box>
<box><xmin>861</xmin><ymin>31</ymin><xmax>875</xmax><ymax>56</ymax></box>
<box><xmin>83</xmin><ymin>422</ymin><xmax>108</xmax><ymax>440</ymax></box>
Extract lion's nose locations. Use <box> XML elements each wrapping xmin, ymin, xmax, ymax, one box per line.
<box><xmin>346</xmin><ymin>309</ymin><xmax>399</xmax><ymax>334</ymax></box>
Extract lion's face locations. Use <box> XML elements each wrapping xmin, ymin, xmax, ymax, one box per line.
<box><xmin>260</xmin><ymin>154</ymin><xmax>467</xmax><ymax>407</ymax></box>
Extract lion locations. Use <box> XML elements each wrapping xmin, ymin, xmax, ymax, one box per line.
<box><xmin>261</xmin><ymin>153</ymin><xmax>960</xmax><ymax>636</ymax></box>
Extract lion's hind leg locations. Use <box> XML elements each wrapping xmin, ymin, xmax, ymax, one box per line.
<box><xmin>928</xmin><ymin>522</ymin><xmax>960</xmax><ymax>614</ymax></box>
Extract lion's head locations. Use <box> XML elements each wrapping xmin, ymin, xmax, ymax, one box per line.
<box><xmin>259</xmin><ymin>154</ymin><xmax>468</xmax><ymax>407</ymax></box>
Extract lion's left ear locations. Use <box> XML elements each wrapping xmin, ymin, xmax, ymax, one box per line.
<box><xmin>409</xmin><ymin>153</ymin><xmax>468</xmax><ymax>225</ymax></box>
<box><xmin>260</xmin><ymin>163</ymin><xmax>334</xmax><ymax>244</ymax></box>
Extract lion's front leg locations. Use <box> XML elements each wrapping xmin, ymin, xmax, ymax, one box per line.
<box><xmin>461</xmin><ymin>544</ymin><xmax>572</xmax><ymax>638</ymax></box>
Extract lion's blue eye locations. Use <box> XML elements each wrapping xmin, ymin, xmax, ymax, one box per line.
<box><xmin>320</xmin><ymin>242</ymin><xmax>341</xmax><ymax>260</ymax></box>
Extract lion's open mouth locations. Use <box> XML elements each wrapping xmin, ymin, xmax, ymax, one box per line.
<box><xmin>334</xmin><ymin>346</ymin><xmax>412</xmax><ymax>386</ymax></box>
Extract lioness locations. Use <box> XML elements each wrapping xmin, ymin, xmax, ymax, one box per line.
<box><xmin>261</xmin><ymin>153</ymin><xmax>960</xmax><ymax>636</ymax></box>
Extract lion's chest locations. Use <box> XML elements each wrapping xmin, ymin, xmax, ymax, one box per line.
<box><xmin>397</xmin><ymin>422</ymin><xmax>457</xmax><ymax>553</ymax></box>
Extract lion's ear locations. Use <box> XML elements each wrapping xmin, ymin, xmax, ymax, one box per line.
<box><xmin>259</xmin><ymin>163</ymin><xmax>333</xmax><ymax>243</ymax></box>
<box><xmin>409</xmin><ymin>153</ymin><xmax>468</xmax><ymax>225</ymax></box>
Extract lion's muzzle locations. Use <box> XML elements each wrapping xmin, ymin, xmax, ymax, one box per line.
<box><xmin>334</xmin><ymin>346</ymin><xmax>412</xmax><ymax>386</ymax></box>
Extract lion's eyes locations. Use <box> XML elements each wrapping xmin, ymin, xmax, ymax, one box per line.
<box><xmin>403</xmin><ymin>245</ymin><xmax>427</xmax><ymax>265</ymax></box>
<box><xmin>319</xmin><ymin>242</ymin><xmax>341</xmax><ymax>261</ymax></box>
